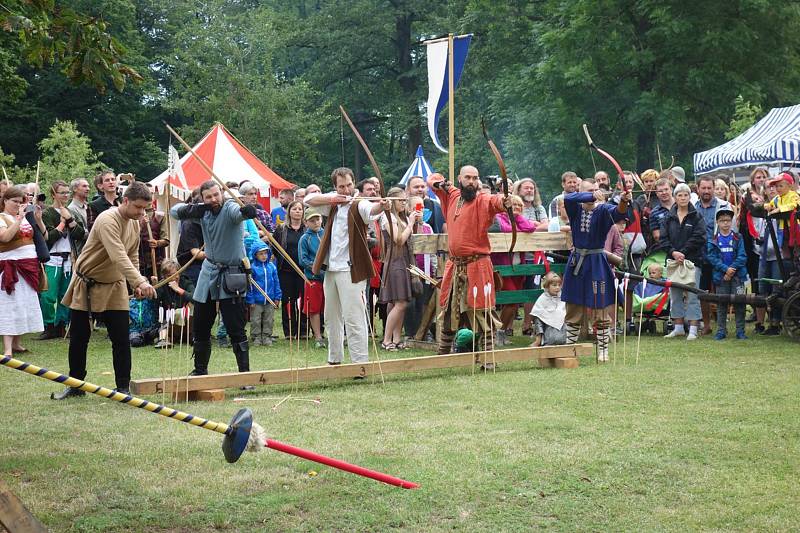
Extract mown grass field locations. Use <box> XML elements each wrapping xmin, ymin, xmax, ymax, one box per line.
<box><xmin>1</xmin><ymin>329</ymin><xmax>798</xmax><ymax>532</ymax></box>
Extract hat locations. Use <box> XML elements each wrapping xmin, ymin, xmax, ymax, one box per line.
<box><xmin>767</xmin><ymin>172</ymin><xmax>794</xmax><ymax>187</ymax></box>
<box><xmin>715</xmin><ymin>205</ymin><xmax>735</xmax><ymax>220</ymax></box>
<box><xmin>671</xmin><ymin>166</ymin><xmax>686</xmax><ymax>183</ymax></box>
<box><xmin>304</xmin><ymin>209</ymin><xmax>322</xmax><ymax>221</ymax></box>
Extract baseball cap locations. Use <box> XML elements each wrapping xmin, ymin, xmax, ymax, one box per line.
<box><xmin>767</xmin><ymin>172</ymin><xmax>794</xmax><ymax>187</ymax></box>
<box><xmin>671</xmin><ymin>166</ymin><xmax>686</xmax><ymax>183</ymax></box>
<box><xmin>303</xmin><ymin>209</ymin><xmax>322</xmax><ymax>221</ymax></box>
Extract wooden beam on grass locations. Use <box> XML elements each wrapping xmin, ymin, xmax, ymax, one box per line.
<box><xmin>130</xmin><ymin>344</ymin><xmax>593</xmax><ymax>395</ymax></box>
<box><xmin>0</xmin><ymin>479</ymin><xmax>48</xmax><ymax>533</ymax></box>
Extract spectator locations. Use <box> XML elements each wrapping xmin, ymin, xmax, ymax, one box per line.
<box><xmin>715</xmin><ymin>178</ymin><xmax>731</xmax><ymax>202</ymax></box>
<box><xmin>239</xmin><ymin>182</ymin><xmax>274</xmax><ymax>238</ymax></box>
<box><xmin>707</xmin><ymin>207</ymin><xmax>748</xmax><ymax>340</ymax></box>
<box><xmin>246</xmin><ymin>241</ymin><xmax>281</xmax><ymax>347</ymax></box>
<box><xmin>271</xmin><ymin>188</ymin><xmax>293</xmax><ymax>226</ymax></box>
<box><xmin>138</xmin><ymin>204</ymin><xmax>169</xmax><ymax>280</ymax></box>
<box><xmin>529</xmin><ymin>272</ymin><xmax>566</xmax><ymax>347</ymax></box>
<box><xmin>648</xmin><ymin>177</ymin><xmax>675</xmax><ymax>244</ymax></box>
<box><xmin>695</xmin><ymin>175</ymin><xmax>730</xmax><ymax>335</ymax></box>
<box><xmin>153</xmin><ymin>259</ymin><xmax>195</xmax><ymax>348</ymax></box>
<box><xmin>39</xmin><ymin>180</ymin><xmax>85</xmax><ymax>340</ymax></box>
<box><xmin>594</xmin><ymin>171</ymin><xmax>610</xmax><ymax>190</ymax></box>
<box><xmin>298</xmin><ymin>210</ymin><xmax>326</xmax><ymax>348</ymax></box>
<box><xmin>661</xmin><ymin>183</ymin><xmax>706</xmax><ymax>341</ymax></box>
<box><xmin>67</xmin><ymin>178</ymin><xmax>90</xmax><ymax>256</ymax></box>
<box><xmin>175</xmin><ymin>189</ymin><xmax>205</xmax><ymax>284</ymax></box>
<box><xmin>403</xmin><ymin>196</ymin><xmax>437</xmax><ymax>341</ymax></box>
<box><xmin>378</xmin><ymin>187</ymin><xmax>417</xmax><ymax>351</ymax></box>
<box><xmin>273</xmin><ymin>200</ymin><xmax>306</xmax><ymax>340</ymax></box>
<box><xmin>405</xmin><ymin>175</ymin><xmax>446</xmax><ymax>233</ymax></box>
<box><xmin>0</xmin><ymin>186</ymin><xmax>44</xmax><ymax>356</ymax></box>
<box><xmin>294</xmin><ymin>188</ymin><xmax>307</xmax><ymax>202</ymax></box>
<box><xmin>547</xmin><ymin>171</ymin><xmax>580</xmax><ymax>219</ymax></box>
<box><xmin>86</xmin><ymin>170</ymin><xmax>120</xmax><ymax>231</ymax></box>
<box><xmin>512</xmin><ymin>177</ymin><xmax>548</xmax><ymax>337</ymax></box>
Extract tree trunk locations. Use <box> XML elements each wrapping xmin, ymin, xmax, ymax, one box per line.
<box><xmin>394</xmin><ymin>12</ymin><xmax>419</xmax><ymax>159</ymax></box>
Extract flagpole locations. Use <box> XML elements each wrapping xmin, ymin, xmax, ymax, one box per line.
<box><xmin>448</xmin><ymin>33</ymin><xmax>455</xmax><ymax>184</ymax></box>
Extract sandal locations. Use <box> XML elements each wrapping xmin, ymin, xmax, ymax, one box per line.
<box><xmin>396</xmin><ymin>342</ymin><xmax>409</xmax><ymax>350</ymax></box>
<box><xmin>12</xmin><ymin>347</ymin><xmax>29</xmax><ymax>354</ymax></box>
<box><xmin>380</xmin><ymin>342</ymin><xmax>397</xmax><ymax>351</ymax></box>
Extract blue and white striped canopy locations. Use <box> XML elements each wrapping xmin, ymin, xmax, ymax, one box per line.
<box><xmin>693</xmin><ymin>104</ymin><xmax>800</xmax><ymax>175</ymax></box>
<box><xmin>400</xmin><ymin>145</ymin><xmax>437</xmax><ymax>200</ymax></box>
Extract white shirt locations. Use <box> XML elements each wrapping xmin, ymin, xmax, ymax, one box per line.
<box><xmin>304</xmin><ymin>193</ymin><xmax>376</xmax><ymax>272</ymax></box>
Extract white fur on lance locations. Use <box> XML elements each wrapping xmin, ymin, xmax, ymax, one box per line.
<box><xmin>246</xmin><ymin>422</ymin><xmax>268</xmax><ymax>452</ymax></box>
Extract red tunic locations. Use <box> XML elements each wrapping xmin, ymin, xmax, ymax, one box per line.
<box><xmin>431</xmin><ymin>180</ymin><xmax>505</xmax><ymax>309</ymax></box>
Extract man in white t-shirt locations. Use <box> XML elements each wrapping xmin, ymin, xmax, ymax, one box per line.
<box><xmin>304</xmin><ymin>168</ymin><xmax>388</xmax><ymax>366</ymax></box>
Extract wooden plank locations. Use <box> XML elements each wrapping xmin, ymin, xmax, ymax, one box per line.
<box><xmin>553</xmin><ymin>357</ymin><xmax>580</xmax><ymax>369</ymax></box>
<box><xmin>188</xmin><ymin>389</ymin><xmax>226</xmax><ymax>402</ymax></box>
<box><xmin>130</xmin><ymin>344</ymin><xmax>593</xmax><ymax>395</ymax></box>
<box><xmin>411</xmin><ymin>232</ymin><xmax>572</xmax><ymax>255</ymax></box>
<box><xmin>0</xmin><ymin>479</ymin><xmax>48</xmax><ymax>533</ymax></box>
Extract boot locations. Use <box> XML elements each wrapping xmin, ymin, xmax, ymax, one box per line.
<box><xmin>232</xmin><ymin>339</ymin><xmax>250</xmax><ymax>373</ymax></box>
<box><xmin>565</xmin><ymin>322</ymin><xmax>581</xmax><ymax>345</ymax></box>
<box><xmin>50</xmin><ymin>387</ymin><xmax>85</xmax><ymax>400</ymax></box>
<box><xmin>189</xmin><ymin>340</ymin><xmax>212</xmax><ymax>376</ymax></box>
<box><xmin>38</xmin><ymin>325</ymin><xmax>60</xmax><ymax>340</ymax></box>
<box><xmin>597</xmin><ymin>327</ymin><xmax>610</xmax><ymax>362</ymax></box>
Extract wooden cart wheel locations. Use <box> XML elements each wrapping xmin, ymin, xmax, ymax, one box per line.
<box><xmin>782</xmin><ymin>291</ymin><xmax>800</xmax><ymax>341</ymax></box>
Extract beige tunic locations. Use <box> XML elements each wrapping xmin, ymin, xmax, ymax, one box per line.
<box><xmin>62</xmin><ymin>208</ymin><xmax>146</xmax><ymax>312</ymax></box>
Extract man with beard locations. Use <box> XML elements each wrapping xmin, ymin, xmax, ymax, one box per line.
<box><xmin>547</xmin><ymin>171</ymin><xmax>580</xmax><ymax>219</ymax></box>
<box><xmin>594</xmin><ymin>171</ymin><xmax>611</xmax><ymax>191</ymax></box>
<box><xmin>695</xmin><ymin>175</ymin><xmax>730</xmax><ymax>335</ymax></box>
<box><xmin>171</xmin><ymin>181</ymin><xmax>259</xmax><ymax>377</ymax></box>
<box><xmin>427</xmin><ymin>167</ymin><xmax>514</xmax><ymax>360</ymax></box>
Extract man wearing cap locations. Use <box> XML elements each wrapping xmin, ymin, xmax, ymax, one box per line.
<box><xmin>695</xmin><ymin>175</ymin><xmax>731</xmax><ymax>335</ymax></box>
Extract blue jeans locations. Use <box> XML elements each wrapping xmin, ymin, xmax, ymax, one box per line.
<box><xmin>716</xmin><ymin>279</ymin><xmax>745</xmax><ymax>334</ymax></box>
<box><xmin>669</xmin><ymin>267</ymin><xmax>702</xmax><ymax>321</ymax></box>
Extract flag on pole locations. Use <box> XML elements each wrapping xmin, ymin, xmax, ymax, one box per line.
<box><xmin>167</xmin><ymin>143</ymin><xmax>189</xmax><ymax>197</ymax></box>
<box><xmin>400</xmin><ymin>145</ymin><xmax>437</xmax><ymax>200</ymax></box>
<box><xmin>425</xmin><ymin>34</ymin><xmax>472</xmax><ymax>153</ymax></box>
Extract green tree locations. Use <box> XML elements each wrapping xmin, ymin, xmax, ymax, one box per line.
<box><xmin>37</xmin><ymin>120</ymin><xmax>104</xmax><ymax>193</ymax></box>
<box><xmin>724</xmin><ymin>95</ymin><xmax>762</xmax><ymax>140</ymax></box>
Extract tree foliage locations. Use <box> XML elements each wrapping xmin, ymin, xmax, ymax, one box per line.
<box><xmin>725</xmin><ymin>95</ymin><xmax>763</xmax><ymax>141</ymax></box>
<box><xmin>0</xmin><ymin>0</ymin><xmax>799</xmax><ymax>197</ymax></box>
<box><xmin>37</xmin><ymin>120</ymin><xmax>104</xmax><ymax>193</ymax></box>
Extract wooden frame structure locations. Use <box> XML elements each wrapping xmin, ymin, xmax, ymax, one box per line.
<box><xmin>130</xmin><ymin>344</ymin><xmax>592</xmax><ymax>397</ymax></box>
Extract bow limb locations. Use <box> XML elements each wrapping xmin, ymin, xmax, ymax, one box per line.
<box><xmin>582</xmin><ymin>124</ymin><xmax>627</xmax><ymax>192</ymax></box>
<box><xmin>339</xmin><ymin>105</ymin><xmax>394</xmax><ymax>240</ymax></box>
<box><xmin>481</xmin><ymin>119</ymin><xmax>517</xmax><ymax>256</ymax></box>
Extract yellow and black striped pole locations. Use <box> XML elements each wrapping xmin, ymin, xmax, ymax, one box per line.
<box><xmin>0</xmin><ymin>355</ymin><xmax>252</xmax><ymax>463</ymax></box>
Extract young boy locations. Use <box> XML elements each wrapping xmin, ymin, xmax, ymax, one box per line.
<box><xmin>298</xmin><ymin>211</ymin><xmax>326</xmax><ymax>348</ymax></box>
<box><xmin>707</xmin><ymin>207</ymin><xmax>748</xmax><ymax>340</ymax></box>
<box><xmin>153</xmin><ymin>259</ymin><xmax>195</xmax><ymax>348</ymax></box>
<box><xmin>246</xmin><ymin>241</ymin><xmax>282</xmax><ymax>346</ymax></box>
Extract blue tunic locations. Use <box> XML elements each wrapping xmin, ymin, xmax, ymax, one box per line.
<box><xmin>561</xmin><ymin>193</ymin><xmax>626</xmax><ymax>308</ymax></box>
<box><xmin>171</xmin><ymin>200</ymin><xmax>247</xmax><ymax>303</ymax></box>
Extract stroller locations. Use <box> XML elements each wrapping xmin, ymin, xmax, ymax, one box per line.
<box><xmin>629</xmin><ymin>251</ymin><xmax>672</xmax><ymax>334</ymax></box>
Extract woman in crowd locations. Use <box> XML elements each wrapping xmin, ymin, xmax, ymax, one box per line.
<box><xmin>379</xmin><ymin>187</ymin><xmax>417</xmax><ymax>351</ymax></box>
<box><xmin>0</xmin><ymin>186</ymin><xmax>44</xmax><ymax>355</ymax></box>
<box><xmin>660</xmin><ymin>183</ymin><xmax>706</xmax><ymax>340</ymax></box>
<box><xmin>273</xmin><ymin>199</ymin><xmax>306</xmax><ymax>339</ymax></box>
<box><xmin>490</xmin><ymin>194</ymin><xmax>538</xmax><ymax>345</ymax></box>
<box><xmin>739</xmin><ymin>167</ymin><xmax>768</xmax><ymax>330</ymax></box>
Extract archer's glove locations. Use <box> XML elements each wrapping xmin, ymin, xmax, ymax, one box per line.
<box><xmin>240</xmin><ymin>204</ymin><xmax>258</xmax><ymax>219</ymax></box>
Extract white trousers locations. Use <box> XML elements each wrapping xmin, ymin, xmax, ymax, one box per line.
<box><xmin>324</xmin><ymin>271</ymin><xmax>369</xmax><ymax>363</ymax></box>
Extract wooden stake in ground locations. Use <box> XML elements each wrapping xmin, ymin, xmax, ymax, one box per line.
<box><xmin>613</xmin><ymin>277</ymin><xmax>619</xmax><ymax>365</ymax></box>
<box><xmin>0</xmin><ymin>478</ymin><xmax>48</xmax><ymax>533</ymax></box>
<box><xmin>622</xmin><ymin>274</ymin><xmax>629</xmax><ymax>365</ymax></box>
<box><xmin>471</xmin><ymin>286</ymin><xmax>477</xmax><ymax>375</ymax></box>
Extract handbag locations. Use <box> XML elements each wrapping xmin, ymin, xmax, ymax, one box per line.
<box><xmin>221</xmin><ymin>265</ymin><xmax>248</xmax><ymax>296</ymax></box>
<box><xmin>666</xmin><ymin>258</ymin><xmax>696</xmax><ymax>286</ymax></box>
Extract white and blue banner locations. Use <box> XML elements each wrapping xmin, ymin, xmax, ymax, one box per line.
<box><xmin>426</xmin><ymin>34</ymin><xmax>472</xmax><ymax>153</ymax></box>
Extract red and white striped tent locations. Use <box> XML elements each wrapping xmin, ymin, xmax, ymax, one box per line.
<box><xmin>150</xmin><ymin>122</ymin><xmax>295</xmax><ymax>200</ymax></box>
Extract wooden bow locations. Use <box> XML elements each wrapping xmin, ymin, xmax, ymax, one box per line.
<box><xmin>481</xmin><ymin>118</ymin><xmax>516</xmax><ymax>256</ymax></box>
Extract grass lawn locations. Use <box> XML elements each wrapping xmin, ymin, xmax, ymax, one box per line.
<box><xmin>1</xmin><ymin>328</ymin><xmax>799</xmax><ymax>532</ymax></box>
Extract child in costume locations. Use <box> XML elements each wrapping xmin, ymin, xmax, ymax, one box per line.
<box><xmin>246</xmin><ymin>241</ymin><xmax>282</xmax><ymax>346</ymax></box>
<box><xmin>530</xmin><ymin>272</ymin><xmax>566</xmax><ymax>347</ymax></box>
<box><xmin>562</xmin><ymin>179</ymin><xmax>631</xmax><ymax>362</ymax></box>
<box><xmin>707</xmin><ymin>206</ymin><xmax>748</xmax><ymax>340</ymax></box>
